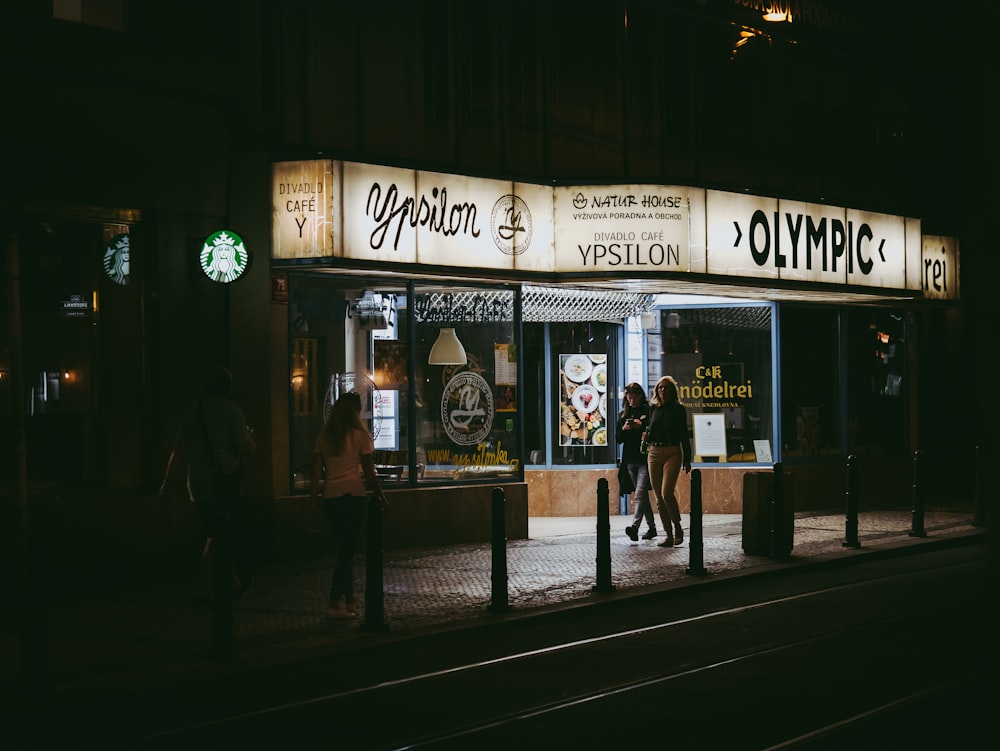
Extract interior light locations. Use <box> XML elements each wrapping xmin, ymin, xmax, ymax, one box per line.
<box><xmin>428</xmin><ymin>328</ymin><xmax>467</xmax><ymax>365</ymax></box>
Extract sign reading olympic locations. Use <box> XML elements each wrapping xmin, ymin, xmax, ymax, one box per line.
<box><xmin>441</xmin><ymin>371</ymin><xmax>494</xmax><ymax>445</ymax></box>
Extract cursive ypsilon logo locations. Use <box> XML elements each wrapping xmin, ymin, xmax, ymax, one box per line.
<box><xmin>441</xmin><ymin>371</ymin><xmax>494</xmax><ymax>445</ymax></box>
<box><xmin>491</xmin><ymin>194</ymin><xmax>532</xmax><ymax>255</ymax></box>
<box><xmin>366</xmin><ymin>181</ymin><xmax>481</xmax><ymax>251</ymax></box>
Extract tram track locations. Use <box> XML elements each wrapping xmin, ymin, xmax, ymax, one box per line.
<box><xmin>142</xmin><ymin>550</ymin><xmax>989</xmax><ymax>749</ymax></box>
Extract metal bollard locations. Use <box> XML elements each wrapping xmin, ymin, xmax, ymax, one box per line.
<box><xmin>487</xmin><ymin>487</ymin><xmax>512</xmax><ymax>613</ymax></box>
<box><xmin>770</xmin><ymin>462</ymin><xmax>791</xmax><ymax>559</ymax></box>
<box><xmin>686</xmin><ymin>469</ymin><xmax>707</xmax><ymax>576</ymax></box>
<box><xmin>843</xmin><ymin>454</ymin><xmax>861</xmax><ymax>548</ymax></box>
<box><xmin>362</xmin><ymin>493</ymin><xmax>388</xmax><ymax>632</ymax></box>
<box><xmin>973</xmin><ymin>445</ymin><xmax>985</xmax><ymax>527</ymax></box>
<box><xmin>593</xmin><ymin>478</ymin><xmax>615</xmax><ymax>593</ymax></box>
<box><xmin>909</xmin><ymin>450</ymin><xmax>927</xmax><ymax>538</ymax></box>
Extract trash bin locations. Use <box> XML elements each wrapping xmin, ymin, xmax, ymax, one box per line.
<box><xmin>742</xmin><ymin>470</ymin><xmax>794</xmax><ymax>557</ymax></box>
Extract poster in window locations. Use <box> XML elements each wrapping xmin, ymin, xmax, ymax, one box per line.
<box><xmin>559</xmin><ymin>353</ymin><xmax>608</xmax><ymax>446</ymax></box>
<box><xmin>373</xmin><ymin>340</ymin><xmax>408</xmax><ymax>391</ymax></box>
<box><xmin>693</xmin><ymin>413</ymin><xmax>727</xmax><ymax>457</ymax></box>
<box><xmin>495</xmin><ymin>385</ymin><xmax>516</xmax><ymax>412</ymax></box>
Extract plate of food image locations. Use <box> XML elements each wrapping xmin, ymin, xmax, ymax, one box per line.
<box><xmin>571</xmin><ymin>384</ymin><xmax>600</xmax><ymax>414</ymax></box>
<box><xmin>599</xmin><ymin>392</ymin><xmax>607</xmax><ymax>418</ymax></box>
<box><xmin>563</xmin><ymin>355</ymin><xmax>593</xmax><ymax>383</ymax></box>
<box><xmin>592</xmin><ymin>427</ymin><xmax>608</xmax><ymax>446</ymax></box>
<box><xmin>590</xmin><ymin>363</ymin><xmax>607</xmax><ymax>392</ymax></box>
<box><xmin>589</xmin><ymin>354</ymin><xmax>607</xmax><ymax>364</ymax></box>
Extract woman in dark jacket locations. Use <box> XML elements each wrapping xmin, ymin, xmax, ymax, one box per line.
<box><xmin>617</xmin><ymin>382</ymin><xmax>656</xmax><ymax>541</ymax></box>
<box><xmin>645</xmin><ymin>375</ymin><xmax>692</xmax><ymax>548</ymax></box>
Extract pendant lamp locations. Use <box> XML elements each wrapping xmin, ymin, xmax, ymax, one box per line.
<box><xmin>428</xmin><ymin>327</ymin><xmax>467</xmax><ymax>365</ymax></box>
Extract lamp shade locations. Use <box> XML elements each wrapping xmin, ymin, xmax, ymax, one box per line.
<box><xmin>428</xmin><ymin>327</ymin><xmax>467</xmax><ymax>365</ymax></box>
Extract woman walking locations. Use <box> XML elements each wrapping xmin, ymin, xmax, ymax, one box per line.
<box><xmin>310</xmin><ymin>391</ymin><xmax>388</xmax><ymax>619</ymax></box>
<box><xmin>645</xmin><ymin>375</ymin><xmax>691</xmax><ymax>548</ymax></box>
<box><xmin>618</xmin><ymin>382</ymin><xmax>656</xmax><ymax>541</ymax></box>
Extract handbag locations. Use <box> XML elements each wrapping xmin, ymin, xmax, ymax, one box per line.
<box><xmin>617</xmin><ymin>462</ymin><xmax>636</xmax><ymax>495</ymax></box>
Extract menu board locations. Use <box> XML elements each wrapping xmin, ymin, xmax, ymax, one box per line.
<box><xmin>558</xmin><ymin>353</ymin><xmax>608</xmax><ymax>446</ymax></box>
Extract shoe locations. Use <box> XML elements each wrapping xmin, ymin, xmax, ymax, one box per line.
<box><xmin>326</xmin><ymin>606</ymin><xmax>355</xmax><ymax>620</ymax></box>
<box><xmin>345</xmin><ymin>600</ymin><xmax>358</xmax><ymax>615</ymax></box>
<box><xmin>642</xmin><ymin>528</ymin><xmax>657</xmax><ymax>540</ymax></box>
<box><xmin>625</xmin><ymin>525</ymin><xmax>639</xmax><ymax>542</ymax></box>
<box><xmin>657</xmin><ymin>537</ymin><xmax>674</xmax><ymax>547</ymax></box>
<box><xmin>674</xmin><ymin>526</ymin><xmax>684</xmax><ymax>545</ymax></box>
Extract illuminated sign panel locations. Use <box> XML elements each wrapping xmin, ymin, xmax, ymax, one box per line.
<box><xmin>921</xmin><ymin>235</ymin><xmax>959</xmax><ymax>300</ymax></box>
<box><xmin>706</xmin><ymin>190</ymin><xmax>911</xmax><ymax>290</ymax></box>
<box><xmin>554</xmin><ymin>185</ymin><xmax>690</xmax><ymax>273</ymax></box>
<box><xmin>270</xmin><ymin>160</ymin><xmax>956</xmax><ymax>300</ymax></box>
<box><xmin>413</xmin><ymin>169</ymin><xmax>517</xmax><ymax>268</ymax></box>
<box><xmin>272</xmin><ymin>160</ymin><xmax>338</xmax><ymax>259</ymax></box>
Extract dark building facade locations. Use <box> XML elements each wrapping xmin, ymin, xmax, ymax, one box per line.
<box><xmin>1</xmin><ymin>1</ymin><xmax>993</xmax><ymax>561</ymax></box>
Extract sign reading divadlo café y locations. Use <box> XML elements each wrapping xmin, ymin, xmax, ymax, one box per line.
<box><xmin>271</xmin><ymin>159</ymin><xmax>958</xmax><ymax>300</ymax></box>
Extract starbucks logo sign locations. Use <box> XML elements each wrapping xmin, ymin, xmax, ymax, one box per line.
<box><xmin>441</xmin><ymin>371</ymin><xmax>494</xmax><ymax>445</ymax></box>
<box><xmin>103</xmin><ymin>233</ymin><xmax>130</xmax><ymax>285</ymax></box>
<box><xmin>200</xmin><ymin>230</ymin><xmax>250</xmax><ymax>283</ymax></box>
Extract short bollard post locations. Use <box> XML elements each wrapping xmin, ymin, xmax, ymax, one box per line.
<box><xmin>593</xmin><ymin>478</ymin><xmax>615</xmax><ymax>593</ymax></box>
<box><xmin>362</xmin><ymin>493</ymin><xmax>388</xmax><ymax>632</ymax></box>
<box><xmin>770</xmin><ymin>462</ymin><xmax>791</xmax><ymax>559</ymax></box>
<box><xmin>973</xmin><ymin>445</ymin><xmax>985</xmax><ymax>527</ymax></box>
<box><xmin>843</xmin><ymin>454</ymin><xmax>861</xmax><ymax>548</ymax></box>
<box><xmin>909</xmin><ymin>449</ymin><xmax>927</xmax><ymax>538</ymax></box>
<box><xmin>487</xmin><ymin>487</ymin><xmax>512</xmax><ymax>613</ymax></box>
<box><xmin>686</xmin><ymin>469</ymin><xmax>707</xmax><ymax>576</ymax></box>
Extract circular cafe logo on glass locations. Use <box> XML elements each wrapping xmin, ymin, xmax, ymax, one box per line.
<box><xmin>200</xmin><ymin>230</ymin><xmax>250</xmax><ymax>283</ymax></box>
<box><xmin>441</xmin><ymin>371</ymin><xmax>494</xmax><ymax>445</ymax></box>
<box><xmin>490</xmin><ymin>194</ymin><xmax>532</xmax><ymax>256</ymax></box>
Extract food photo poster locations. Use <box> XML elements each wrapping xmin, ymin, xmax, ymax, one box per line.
<box><xmin>558</xmin><ymin>353</ymin><xmax>608</xmax><ymax>446</ymax></box>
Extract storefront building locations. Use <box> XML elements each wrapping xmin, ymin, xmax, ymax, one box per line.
<box><xmin>267</xmin><ymin>157</ymin><xmax>960</xmax><ymax>532</ymax></box>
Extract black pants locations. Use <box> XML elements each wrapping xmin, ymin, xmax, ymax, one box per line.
<box><xmin>321</xmin><ymin>494</ymin><xmax>367</xmax><ymax>604</ymax></box>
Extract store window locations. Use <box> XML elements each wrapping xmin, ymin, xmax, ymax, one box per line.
<box><xmin>412</xmin><ymin>284</ymin><xmax>520</xmax><ymax>482</ymax></box>
<box><xmin>779</xmin><ymin>306</ymin><xmax>842</xmax><ymax>459</ymax></box>
<box><xmin>655</xmin><ymin>304</ymin><xmax>774</xmax><ymax>464</ymax></box>
<box><xmin>547</xmin><ymin>321</ymin><xmax>617</xmax><ymax>465</ymax></box>
<box><xmin>287</xmin><ymin>276</ymin><xmax>521</xmax><ymax>491</ymax></box>
<box><xmin>846</xmin><ymin>309</ymin><xmax>908</xmax><ymax>457</ymax></box>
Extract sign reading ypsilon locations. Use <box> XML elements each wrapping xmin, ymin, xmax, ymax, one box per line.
<box><xmin>554</xmin><ymin>185</ymin><xmax>690</xmax><ymax>272</ymax></box>
<box><xmin>200</xmin><ymin>230</ymin><xmax>250</xmax><ymax>283</ymax></box>
<box><xmin>339</xmin><ymin>162</ymin><xmax>554</xmax><ymax>272</ymax></box>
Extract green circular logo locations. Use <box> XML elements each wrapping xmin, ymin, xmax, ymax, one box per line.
<box><xmin>200</xmin><ymin>230</ymin><xmax>250</xmax><ymax>283</ymax></box>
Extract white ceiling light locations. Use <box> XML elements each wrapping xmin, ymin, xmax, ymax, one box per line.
<box><xmin>428</xmin><ymin>328</ymin><xmax>467</xmax><ymax>365</ymax></box>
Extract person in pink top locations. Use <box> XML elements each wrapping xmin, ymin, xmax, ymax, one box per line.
<box><xmin>310</xmin><ymin>391</ymin><xmax>388</xmax><ymax>620</ymax></box>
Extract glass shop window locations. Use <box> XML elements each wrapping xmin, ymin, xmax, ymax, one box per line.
<box><xmin>779</xmin><ymin>305</ymin><xmax>842</xmax><ymax>459</ymax></box>
<box><xmin>846</xmin><ymin>309</ymin><xmax>908</xmax><ymax>457</ymax></box>
<box><xmin>654</xmin><ymin>304</ymin><xmax>774</xmax><ymax>464</ymax></box>
<box><xmin>287</xmin><ymin>274</ymin><xmax>409</xmax><ymax>492</ymax></box>
<box><xmin>413</xmin><ymin>284</ymin><xmax>521</xmax><ymax>482</ymax></box>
